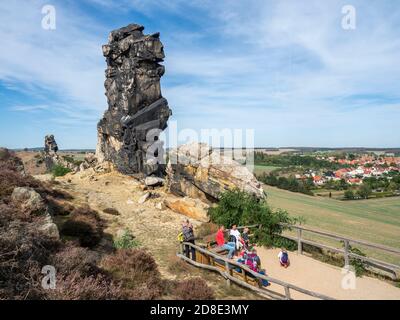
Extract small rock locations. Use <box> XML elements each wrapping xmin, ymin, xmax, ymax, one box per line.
<box><xmin>144</xmin><ymin>176</ymin><xmax>164</xmax><ymax>187</ymax></box>
<box><xmin>11</xmin><ymin>187</ymin><xmax>46</xmax><ymax>215</ymax></box>
<box><xmin>126</xmin><ymin>199</ymin><xmax>134</xmax><ymax>205</ymax></box>
<box><xmin>138</xmin><ymin>192</ymin><xmax>151</xmax><ymax>204</ymax></box>
<box><xmin>39</xmin><ymin>221</ymin><xmax>60</xmax><ymax>239</ymax></box>
<box><xmin>155</xmin><ymin>201</ymin><xmax>166</xmax><ymax>210</ymax></box>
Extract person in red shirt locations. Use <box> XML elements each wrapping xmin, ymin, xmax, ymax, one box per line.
<box><xmin>216</xmin><ymin>225</ymin><xmax>236</xmax><ymax>259</ymax></box>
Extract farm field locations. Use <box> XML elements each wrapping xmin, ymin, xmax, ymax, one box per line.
<box><xmin>263</xmin><ymin>185</ymin><xmax>400</xmax><ymax>265</ymax></box>
<box><xmin>253</xmin><ymin>165</ymin><xmax>280</xmax><ymax>176</ymax></box>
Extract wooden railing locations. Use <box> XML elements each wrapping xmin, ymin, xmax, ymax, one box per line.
<box><xmin>278</xmin><ymin>223</ymin><xmax>400</xmax><ymax>279</ymax></box>
<box><xmin>178</xmin><ymin>241</ymin><xmax>334</xmax><ymax>300</ymax></box>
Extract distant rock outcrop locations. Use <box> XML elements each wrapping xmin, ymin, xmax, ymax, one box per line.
<box><xmin>96</xmin><ymin>23</ymin><xmax>172</xmax><ymax>176</ymax></box>
<box><xmin>44</xmin><ymin>135</ymin><xmax>58</xmax><ymax>154</ymax></box>
<box><xmin>166</xmin><ymin>142</ymin><xmax>265</xmax><ymax>202</ymax></box>
<box><xmin>43</xmin><ymin>135</ymin><xmax>76</xmax><ymax>171</ymax></box>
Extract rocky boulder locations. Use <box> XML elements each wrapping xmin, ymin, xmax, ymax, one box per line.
<box><xmin>145</xmin><ymin>176</ymin><xmax>164</xmax><ymax>187</ymax></box>
<box><xmin>11</xmin><ymin>187</ymin><xmax>46</xmax><ymax>215</ymax></box>
<box><xmin>166</xmin><ymin>142</ymin><xmax>265</xmax><ymax>202</ymax></box>
<box><xmin>165</xmin><ymin>197</ymin><xmax>209</xmax><ymax>222</ymax></box>
<box><xmin>38</xmin><ymin>213</ymin><xmax>60</xmax><ymax>239</ymax></box>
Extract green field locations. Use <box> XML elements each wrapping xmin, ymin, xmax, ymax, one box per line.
<box><xmin>253</xmin><ymin>165</ymin><xmax>280</xmax><ymax>176</ymax></box>
<box><xmin>263</xmin><ymin>185</ymin><xmax>400</xmax><ymax>264</ymax></box>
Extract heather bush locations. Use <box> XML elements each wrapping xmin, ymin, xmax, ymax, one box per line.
<box><xmin>0</xmin><ymin>219</ymin><xmax>61</xmax><ymax>299</ymax></box>
<box><xmin>52</xmin><ymin>244</ymin><xmax>102</xmax><ymax>277</ymax></box>
<box><xmin>48</xmin><ymin>272</ymin><xmax>125</xmax><ymax>300</ymax></box>
<box><xmin>61</xmin><ymin>206</ymin><xmax>104</xmax><ymax>248</ymax></box>
<box><xmin>102</xmin><ymin>249</ymin><xmax>164</xmax><ymax>299</ymax></box>
<box><xmin>0</xmin><ymin>148</ymin><xmax>24</xmax><ymax>172</ymax></box>
<box><xmin>174</xmin><ymin>277</ymin><xmax>215</xmax><ymax>300</ymax></box>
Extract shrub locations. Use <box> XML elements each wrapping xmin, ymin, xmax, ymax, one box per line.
<box><xmin>61</xmin><ymin>206</ymin><xmax>104</xmax><ymax>248</ymax></box>
<box><xmin>208</xmin><ymin>189</ymin><xmax>301</xmax><ymax>247</ymax></box>
<box><xmin>51</xmin><ymin>165</ymin><xmax>71</xmax><ymax>177</ymax></box>
<box><xmin>0</xmin><ymin>148</ymin><xmax>24</xmax><ymax>172</ymax></box>
<box><xmin>113</xmin><ymin>229</ymin><xmax>140</xmax><ymax>249</ymax></box>
<box><xmin>0</xmin><ymin>218</ymin><xmax>61</xmax><ymax>299</ymax></box>
<box><xmin>174</xmin><ymin>278</ymin><xmax>215</xmax><ymax>300</ymax></box>
<box><xmin>344</xmin><ymin>190</ymin><xmax>355</xmax><ymax>200</ymax></box>
<box><xmin>47</xmin><ymin>272</ymin><xmax>124</xmax><ymax>300</ymax></box>
<box><xmin>348</xmin><ymin>245</ymin><xmax>367</xmax><ymax>277</ymax></box>
<box><xmin>102</xmin><ymin>249</ymin><xmax>164</xmax><ymax>300</ymax></box>
<box><xmin>52</xmin><ymin>244</ymin><xmax>102</xmax><ymax>277</ymax></box>
<box><xmin>102</xmin><ymin>249</ymin><xmax>160</xmax><ymax>284</ymax></box>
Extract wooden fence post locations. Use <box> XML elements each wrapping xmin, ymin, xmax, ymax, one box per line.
<box><xmin>225</xmin><ymin>261</ymin><xmax>231</xmax><ymax>286</ymax></box>
<box><xmin>284</xmin><ymin>286</ymin><xmax>291</xmax><ymax>300</ymax></box>
<box><xmin>344</xmin><ymin>240</ymin><xmax>350</xmax><ymax>268</ymax></box>
<box><xmin>297</xmin><ymin>228</ymin><xmax>303</xmax><ymax>255</ymax></box>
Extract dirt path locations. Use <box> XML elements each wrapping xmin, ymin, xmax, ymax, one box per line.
<box><xmin>256</xmin><ymin>247</ymin><xmax>400</xmax><ymax>300</ymax></box>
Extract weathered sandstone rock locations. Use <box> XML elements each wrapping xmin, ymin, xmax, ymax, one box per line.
<box><xmin>166</xmin><ymin>142</ymin><xmax>265</xmax><ymax>202</ymax></box>
<box><xmin>96</xmin><ymin>23</ymin><xmax>172</xmax><ymax>175</ymax></box>
<box><xmin>165</xmin><ymin>197</ymin><xmax>209</xmax><ymax>222</ymax></box>
<box><xmin>11</xmin><ymin>187</ymin><xmax>46</xmax><ymax>215</ymax></box>
<box><xmin>145</xmin><ymin>176</ymin><xmax>164</xmax><ymax>187</ymax></box>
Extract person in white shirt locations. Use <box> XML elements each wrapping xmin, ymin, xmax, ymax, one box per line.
<box><xmin>229</xmin><ymin>224</ymin><xmax>241</xmax><ymax>251</ymax></box>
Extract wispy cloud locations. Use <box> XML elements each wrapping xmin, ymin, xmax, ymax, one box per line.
<box><xmin>0</xmin><ymin>0</ymin><xmax>399</xmax><ymax>148</ymax></box>
<box><xmin>10</xmin><ymin>104</ymin><xmax>49</xmax><ymax>112</ymax></box>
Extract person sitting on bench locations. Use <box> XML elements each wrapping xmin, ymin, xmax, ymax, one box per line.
<box><xmin>229</xmin><ymin>224</ymin><xmax>241</xmax><ymax>251</ymax></box>
<box><xmin>216</xmin><ymin>225</ymin><xmax>236</xmax><ymax>259</ymax></box>
<box><xmin>241</xmin><ymin>227</ymin><xmax>250</xmax><ymax>250</ymax></box>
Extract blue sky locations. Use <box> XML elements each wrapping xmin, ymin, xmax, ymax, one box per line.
<box><xmin>0</xmin><ymin>0</ymin><xmax>399</xmax><ymax>149</ymax></box>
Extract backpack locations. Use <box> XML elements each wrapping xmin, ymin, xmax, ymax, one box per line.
<box><xmin>244</xmin><ymin>253</ymin><xmax>258</xmax><ymax>272</ymax></box>
<box><xmin>281</xmin><ymin>252</ymin><xmax>288</xmax><ymax>263</ymax></box>
<box><xmin>228</xmin><ymin>235</ymin><xmax>236</xmax><ymax>243</ymax></box>
<box><xmin>177</xmin><ymin>232</ymin><xmax>184</xmax><ymax>242</ymax></box>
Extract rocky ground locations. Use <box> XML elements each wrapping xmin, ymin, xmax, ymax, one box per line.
<box><xmin>40</xmin><ymin>168</ymin><xmax>259</xmax><ymax>300</ymax></box>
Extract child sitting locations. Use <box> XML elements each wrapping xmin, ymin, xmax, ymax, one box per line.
<box><xmin>278</xmin><ymin>248</ymin><xmax>290</xmax><ymax>268</ymax></box>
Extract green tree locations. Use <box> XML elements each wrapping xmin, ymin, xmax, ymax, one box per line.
<box><xmin>208</xmin><ymin>189</ymin><xmax>302</xmax><ymax>247</ymax></box>
<box><xmin>357</xmin><ymin>184</ymin><xmax>372</xmax><ymax>199</ymax></box>
<box><xmin>344</xmin><ymin>190</ymin><xmax>355</xmax><ymax>200</ymax></box>
<box><xmin>387</xmin><ymin>181</ymin><xmax>398</xmax><ymax>192</ymax></box>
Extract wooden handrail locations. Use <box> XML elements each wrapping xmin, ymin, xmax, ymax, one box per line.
<box><xmin>202</xmin><ymin>222</ymin><xmax>400</xmax><ymax>278</ymax></box>
<box><xmin>180</xmin><ymin>241</ymin><xmax>334</xmax><ymax>300</ymax></box>
<box><xmin>278</xmin><ymin>223</ymin><xmax>400</xmax><ymax>279</ymax></box>
<box><xmin>280</xmin><ymin>223</ymin><xmax>400</xmax><ymax>256</ymax></box>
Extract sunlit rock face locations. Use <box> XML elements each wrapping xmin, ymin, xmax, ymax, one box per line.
<box><xmin>96</xmin><ymin>24</ymin><xmax>172</xmax><ymax>175</ymax></box>
<box><xmin>166</xmin><ymin>142</ymin><xmax>266</xmax><ymax>203</ymax></box>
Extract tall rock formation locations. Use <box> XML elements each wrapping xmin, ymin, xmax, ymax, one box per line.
<box><xmin>96</xmin><ymin>24</ymin><xmax>172</xmax><ymax>175</ymax></box>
